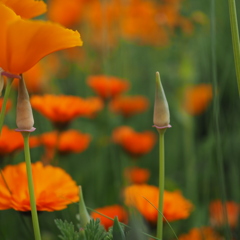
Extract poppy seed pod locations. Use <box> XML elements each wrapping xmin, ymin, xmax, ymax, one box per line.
<box><xmin>16</xmin><ymin>77</ymin><xmax>34</xmax><ymax>130</ymax></box>
<box><xmin>153</xmin><ymin>72</ymin><xmax>170</xmax><ymax>130</ymax></box>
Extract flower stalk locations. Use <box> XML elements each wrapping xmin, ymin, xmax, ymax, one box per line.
<box><xmin>228</xmin><ymin>0</ymin><xmax>240</xmax><ymax>95</ymax></box>
<box><xmin>0</xmin><ymin>77</ymin><xmax>13</xmax><ymax>134</ymax></box>
<box><xmin>157</xmin><ymin>130</ymin><xmax>165</xmax><ymax>240</ymax></box>
<box><xmin>22</xmin><ymin>131</ymin><xmax>41</xmax><ymax>240</ymax></box>
<box><xmin>153</xmin><ymin>72</ymin><xmax>171</xmax><ymax>240</ymax></box>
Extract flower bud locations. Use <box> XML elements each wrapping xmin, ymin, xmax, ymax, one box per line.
<box><xmin>79</xmin><ymin>186</ymin><xmax>91</xmax><ymax>228</ymax></box>
<box><xmin>16</xmin><ymin>76</ymin><xmax>34</xmax><ymax>130</ymax></box>
<box><xmin>153</xmin><ymin>72</ymin><xmax>171</xmax><ymax>131</ymax></box>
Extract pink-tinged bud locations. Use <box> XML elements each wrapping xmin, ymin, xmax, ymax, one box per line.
<box><xmin>153</xmin><ymin>72</ymin><xmax>171</xmax><ymax>131</ymax></box>
<box><xmin>0</xmin><ymin>68</ymin><xmax>4</xmax><ymax>96</ymax></box>
<box><xmin>16</xmin><ymin>77</ymin><xmax>34</xmax><ymax>130</ymax></box>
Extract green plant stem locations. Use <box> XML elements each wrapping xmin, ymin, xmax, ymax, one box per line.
<box><xmin>228</xmin><ymin>0</ymin><xmax>240</xmax><ymax>94</ymax></box>
<box><xmin>22</xmin><ymin>132</ymin><xmax>41</xmax><ymax>240</ymax></box>
<box><xmin>211</xmin><ymin>1</ymin><xmax>232</xmax><ymax>239</ymax></box>
<box><xmin>0</xmin><ymin>78</ymin><xmax>13</xmax><ymax>133</ymax></box>
<box><xmin>157</xmin><ymin>130</ymin><xmax>165</xmax><ymax>240</ymax></box>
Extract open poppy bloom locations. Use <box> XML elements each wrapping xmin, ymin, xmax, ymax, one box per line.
<box><xmin>87</xmin><ymin>75</ymin><xmax>130</xmax><ymax>99</ymax></box>
<box><xmin>109</xmin><ymin>95</ymin><xmax>149</xmax><ymax>117</ymax></box>
<box><xmin>178</xmin><ymin>227</ymin><xmax>222</xmax><ymax>240</ymax></box>
<box><xmin>0</xmin><ymin>3</ymin><xmax>82</xmax><ymax>75</ymax></box>
<box><xmin>112</xmin><ymin>126</ymin><xmax>156</xmax><ymax>157</ymax></box>
<box><xmin>124</xmin><ymin>167</ymin><xmax>150</xmax><ymax>184</ymax></box>
<box><xmin>40</xmin><ymin>130</ymin><xmax>91</xmax><ymax>154</ymax></box>
<box><xmin>1</xmin><ymin>0</ymin><xmax>47</xmax><ymax>19</ymax></box>
<box><xmin>0</xmin><ymin>161</ymin><xmax>79</xmax><ymax>211</ymax></box>
<box><xmin>31</xmin><ymin>95</ymin><xmax>103</xmax><ymax>129</ymax></box>
<box><xmin>209</xmin><ymin>200</ymin><xmax>239</xmax><ymax>228</ymax></box>
<box><xmin>91</xmin><ymin>205</ymin><xmax>128</xmax><ymax>230</ymax></box>
<box><xmin>124</xmin><ymin>184</ymin><xmax>193</xmax><ymax>223</ymax></box>
<box><xmin>183</xmin><ymin>84</ymin><xmax>213</xmax><ymax>115</ymax></box>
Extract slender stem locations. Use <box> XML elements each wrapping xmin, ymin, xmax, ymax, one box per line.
<box><xmin>228</xmin><ymin>0</ymin><xmax>240</xmax><ymax>95</ymax></box>
<box><xmin>22</xmin><ymin>132</ymin><xmax>41</xmax><ymax>240</ymax></box>
<box><xmin>0</xmin><ymin>78</ymin><xmax>13</xmax><ymax>133</ymax></box>
<box><xmin>211</xmin><ymin>1</ymin><xmax>232</xmax><ymax>239</ymax></box>
<box><xmin>157</xmin><ymin>130</ymin><xmax>165</xmax><ymax>240</ymax></box>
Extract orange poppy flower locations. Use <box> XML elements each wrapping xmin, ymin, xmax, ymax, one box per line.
<box><xmin>112</xmin><ymin>126</ymin><xmax>156</xmax><ymax>157</ymax></box>
<box><xmin>31</xmin><ymin>95</ymin><xmax>103</xmax><ymax>128</ymax></box>
<box><xmin>109</xmin><ymin>95</ymin><xmax>149</xmax><ymax>117</ymax></box>
<box><xmin>0</xmin><ymin>98</ymin><xmax>11</xmax><ymax>113</ymax></box>
<box><xmin>178</xmin><ymin>227</ymin><xmax>222</xmax><ymax>240</ymax></box>
<box><xmin>87</xmin><ymin>75</ymin><xmax>130</xmax><ymax>99</ymax></box>
<box><xmin>0</xmin><ymin>161</ymin><xmax>79</xmax><ymax>211</ymax></box>
<box><xmin>41</xmin><ymin>130</ymin><xmax>91</xmax><ymax>154</ymax></box>
<box><xmin>91</xmin><ymin>205</ymin><xmax>128</xmax><ymax>230</ymax></box>
<box><xmin>1</xmin><ymin>0</ymin><xmax>47</xmax><ymax>18</ymax></box>
<box><xmin>124</xmin><ymin>167</ymin><xmax>150</xmax><ymax>184</ymax></box>
<box><xmin>209</xmin><ymin>200</ymin><xmax>239</xmax><ymax>228</ymax></box>
<box><xmin>183</xmin><ymin>84</ymin><xmax>213</xmax><ymax>115</ymax></box>
<box><xmin>124</xmin><ymin>184</ymin><xmax>193</xmax><ymax>223</ymax></box>
<box><xmin>0</xmin><ymin>3</ymin><xmax>82</xmax><ymax>75</ymax></box>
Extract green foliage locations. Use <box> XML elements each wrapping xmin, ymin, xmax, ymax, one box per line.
<box><xmin>55</xmin><ymin>219</ymin><xmax>81</xmax><ymax>240</ymax></box>
<box><xmin>55</xmin><ymin>218</ymin><xmax>115</xmax><ymax>240</ymax></box>
<box><xmin>112</xmin><ymin>217</ymin><xmax>126</xmax><ymax>240</ymax></box>
<box><xmin>85</xmin><ymin>219</ymin><xmax>109</xmax><ymax>240</ymax></box>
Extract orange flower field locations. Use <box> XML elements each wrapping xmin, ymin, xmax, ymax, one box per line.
<box><xmin>0</xmin><ymin>0</ymin><xmax>239</xmax><ymax>239</ymax></box>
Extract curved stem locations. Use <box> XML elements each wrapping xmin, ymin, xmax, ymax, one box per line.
<box><xmin>157</xmin><ymin>131</ymin><xmax>165</xmax><ymax>240</ymax></box>
<box><xmin>228</xmin><ymin>0</ymin><xmax>240</xmax><ymax>95</ymax></box>
<box><xmin>0</xmin><ymin>78</ymin><xmax>13</xmax><ymax>133</ymax></box>
<box><xmin>22</xmin><ymin>132</ymin><xmax>41</xmax><ymax>240</ymax></box>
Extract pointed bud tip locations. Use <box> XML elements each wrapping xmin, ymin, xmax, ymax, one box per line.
<box><xmin>153</xmin><ymin>72</ymin><xmax>170</xmax><ymax>129</ymax></box>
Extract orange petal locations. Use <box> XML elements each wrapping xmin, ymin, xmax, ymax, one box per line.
<box><xmin>1</xmin><ymin>0</ymin><xmax>47</xmax><ymax>18</ymax></box>
<box><xmin>0</xmin><ymin>3</ymin><xmax>83</xmax><ymax>74</ymax></box>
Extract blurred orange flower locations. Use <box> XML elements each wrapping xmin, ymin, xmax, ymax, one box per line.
<box><xmin>112</xmin><ymin>126</ymin><xmax>156</xmax><ymax>157</ymax></box>
<box><xmin>178</xmin><ymin>227</ymin><xmax>222</xmax><ymax>240</ymax></box>
<box><xmin>41</xmin><ymin>130</ymin><xmax>91</xmax><ymax>154</ymax></box>
<box><xmin>83</xmin><ymin>0</ymin><xmax>193</xmax><ymax>47</ymax></box>
<box><xmin>31</xmin><ymin>95</ymin><xmax>103</xmax><ymax>128</ymax></box>
<box><xmin>0</xmin><ymin>125</ymin><xmax>23</xmax><ymax>156</ymax></box>
<box><xmin>87</xmin><ymin>75</ymin><xmax>130</xmax><ymax>99</ymax></box>
<box><xmin>209</xmin><ymin>200</ymin><xmax>239</xmax><ymax>228</ymax></box>
<box><xmin>0</xmin><ymin>3</ymin><xmax>82</xmax><ymax>75</ymax></box>
<box><xmin>183</xmin><ymin>84</ymin><xmax>213</xmax><ymax>115</ymax></box>
<box><xmin>0</xmin><ymin>161</ymin><xmax>79</xmax><ymax>211</ymax></box>
<box><xmin>48</xmin><ymin>0</ymin><xmax>89</xmax><ymax>27</ymax></box>
<box><xmin>0</xmin><ymin>98</ymin><xmax>11</xmax><ymax>113</ymax></box>
<box><xmin>124</xmin><ymin>167</ymin><xmax>150</xmax><ymax>184</ymax></box>
<box><xmin>124</xmin><ymin>184</ymin><xmax>193</xmax><ymax>223</ymax></box>
<box><xmin>0</xmin><ymin>126</ymin><xmax>42</xmax><ymax>156</ymax></box>
<box><xmin>1</xmin><ymin>0</ymin><xmax>47</xmax><ymax>18</ymax></box>
<box><xmin>91</xmin><ymin>205</ymin><xmax>128</xmax><ymax>230</ymax></box>
<box><xmin>109</xmin><ymin>95</ymin><xmax>149</xmax><ymax>117</ymax></box>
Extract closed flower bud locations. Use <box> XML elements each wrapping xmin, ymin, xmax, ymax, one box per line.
<box><xmin>153</xmin><ymin>72</ymin><xmax>171</xmax><ymax>131</ymax></box>
<box><xmin>16</xmin><ymin>77</ymin><xmax>34</xmax><ymax>130</ymax></box>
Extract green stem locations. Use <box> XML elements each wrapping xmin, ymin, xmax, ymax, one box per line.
<box><xmin>211</xmin><ymin>1</ymin><xmax>232</xmax><ymax>239</ymax></box>
<box><xmin>0</xmin><ymin>78</ymin><xmax>13</xmax><ymax>133</ymax></box>
<box><xmin>228</xmin><ymin>0</ymin><xmax>240</xmax><ymax>95</ymax></box>
<box><xmin>157</xmin><ymin>130</ymin><xmax>165</xmax><ymax>240</ymax></box>
<box><xmin>22</xmin><ymin>132</ymin><xmax>41</xmax><ymax>240</ymax></box>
